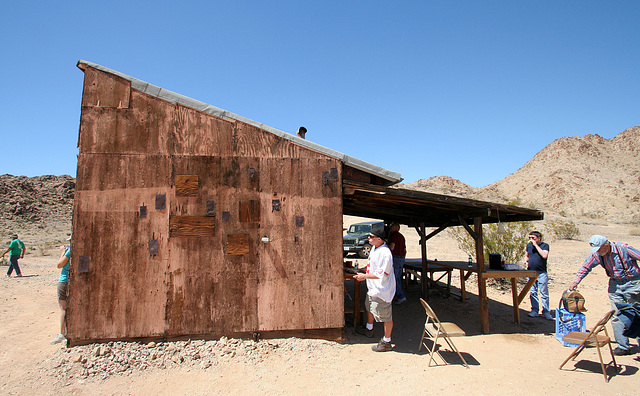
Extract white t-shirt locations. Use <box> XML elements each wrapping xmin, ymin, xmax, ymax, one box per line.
<box><xmin>365</xmin><ymin>244</ymin><xmax>396</xmax><ymax>303</ymax></box>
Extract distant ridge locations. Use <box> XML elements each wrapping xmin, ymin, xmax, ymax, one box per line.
<box><xmin>403</xmin><ymin>127</ymin><xmax>640</xmax><ymax>224</ymax></box>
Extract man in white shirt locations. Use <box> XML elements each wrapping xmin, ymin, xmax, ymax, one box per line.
<box><xmin>354</xmin><ymin>228</ymin><xmax>395</xmax><ymax>352</ymax></box>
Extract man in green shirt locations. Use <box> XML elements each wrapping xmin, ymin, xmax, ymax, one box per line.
<box><xmin>2</xmin><ymin>234</ymin><xmax>25</xmax><ymax>277</ymax></box>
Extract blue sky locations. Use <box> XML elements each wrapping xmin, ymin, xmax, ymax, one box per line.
<box><xmin>1</xmin><ymin>1</ymin><xmax>638</xmax><ymax>187</ymax></box>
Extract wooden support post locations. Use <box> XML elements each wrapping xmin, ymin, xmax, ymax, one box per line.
<box><xmin>475</xmin><ymin>216</ymin><xmax>490</xmax><ymax>334</ymax></box>
<box><xmin>419</xmin><ymin>223</ymin><xmax>428</xmax><ymax>299</ymax></box>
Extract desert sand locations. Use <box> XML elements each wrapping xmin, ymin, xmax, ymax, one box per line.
<box><xmin>1</xmin><ymin>214</ymin><xmax>639</xmax><ymax>395</ymax></box>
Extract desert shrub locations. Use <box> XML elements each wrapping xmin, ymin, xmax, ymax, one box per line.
<box><xmin>546</xmin><ymin>219</ymin><xmax>580</xmax><ymax>240</ymax></box>
<box><xmin>36</xmin><ymin>241</ymin><xmax>57</xmax><ymax>256</ymax></box>
<box><xmin>507</xmin><ymin>197</ymin><xmax>523</xmax><ymax>207</ymax></box>
<box><xmin>448</xmin><ymin>221</ymin><xmax>534</xmax><ymax>264</ymax></box>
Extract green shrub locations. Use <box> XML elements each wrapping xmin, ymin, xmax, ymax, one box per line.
<box><xmin>448</xmin><ymin>221</ymin><xmax>534</xmax><ymax>264</ymax></box>
<box><xmin>546</xmin><ymin>219</ymin><xmax>580</xmax><ymax>240</ymax></box>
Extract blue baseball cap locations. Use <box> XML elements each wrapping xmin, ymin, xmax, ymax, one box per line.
<box><xmin>589</xmin><ymin>235</ymin><xmax>608</xmax><ymax>254</ymax></box>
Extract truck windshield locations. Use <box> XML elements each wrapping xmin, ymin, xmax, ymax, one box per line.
<box><xmin>348</xmin><ymin>225</ymin><xmax>371</xmax><ymax>234</ymax></box>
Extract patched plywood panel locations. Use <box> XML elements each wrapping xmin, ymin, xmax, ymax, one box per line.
<box><xmin>226</xmin><ymin>233</ymin><xmax>250</xmax><ymax>255</ymax></box>
<box><xmin>172</xmin><ymin>104</ymin><xmax>332</xmax><ymax>160</ymax></box>
<box><xmin>239</xmin><ymin>200</ymin><xmax>260</xmax><ymax>222</ymax></box>
<box><xmin>169</xmin><ymin>215</ymin><xmax>215</xmax><ymax>237</ymax></box>
<box><xmin>75</xmin><ymin>154</ymin><xmax>172</xmax><ymax>192</ymax></box>
<box><xmin>81</xmin><ymin>66</ymin><xmax>131</xmax><ymax>108</ymax></box>
<box><xmin>256</xmin><ymin>157</ymin><xmax>344</xmax><ymax>331</ymax></box>
<box><xmin>165</xmin><ymin>156</ymin><xmax>260</xmax><ymax>335</ymax></box>
<box><xmin>175</xmin><ymin>175</ymin><xmax>199</xmax><ymax>196</ymax></box>
<box><xmin>68</xmin><ymin>188</ymin><xmax>170</xmax><ymax>342</ymax></box>
<box><xmin>165</xmin><ymin>237</ymin><xmax>258</xmax><ymax>335</ymax></box>
<box><xmin>78</xmin><ymin>89</ymin><xmax>173</xmax><ymax>155</ymax></box>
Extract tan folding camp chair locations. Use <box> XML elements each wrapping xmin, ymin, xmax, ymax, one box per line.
<box><xmin>418</xmin><ymin>298</ymin><xmax>469</xmax><ymax>368</ymax></box>
<box><xmin>559</xmin><ymin>309</ymin><xmax>619</xmax><ymax>382</ymax></box>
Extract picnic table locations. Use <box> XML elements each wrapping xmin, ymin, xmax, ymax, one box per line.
<box><xmin>406</xmin><ymin>259</ymin><xmax>538</xmax><ymax>329</ymax></box>
<box><xmin>403</xmin><ymin>258</ymin><xmax>453</xmax><ymax>297</ymax></box>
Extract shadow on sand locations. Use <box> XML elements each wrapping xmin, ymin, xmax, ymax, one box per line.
<box><xmin>344</xmin><ymin>278</ymin><xmax>559</xmax><ymax>365</ymax></box>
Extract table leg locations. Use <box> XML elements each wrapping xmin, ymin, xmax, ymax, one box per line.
<box><xmin>518</xmin><ymin>276</ymin><xmax>537</xmax><ymax>306</ymax></box>
<box><xmin>511</xmin><ymin>278</ymin><xmax>520</xmax><ymax>324</ymax></box>
<box><xmin>354</xmin><ymin>279</ymin><xmax>361</xmax><ymax>327</ymax></box>
<box><xmin>459</xmin><ymin>269</ymin><xmax>466</xmax><ymax>302</ymax></box>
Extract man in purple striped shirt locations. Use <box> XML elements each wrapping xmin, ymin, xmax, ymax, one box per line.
<box><xmin>569</xmin><ymin>235</ymin><xmax>640</xmax><ymax>356</ymax></box>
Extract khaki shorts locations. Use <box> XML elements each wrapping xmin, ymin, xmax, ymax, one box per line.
<box><xmin>57</xmin><ymin>282</ymin><xmax>69</xmax><ymax>301</ymax></box>
<box><xmin>365</xmin><ymin>295</ymin><xmax>393</xmax><ymax>322</ymax></box>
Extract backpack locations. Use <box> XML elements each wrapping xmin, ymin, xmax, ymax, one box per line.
<box><xmin>561</xmin><ymin>290</ymin><xmax>587</xmax><ymax>313</ymax></box>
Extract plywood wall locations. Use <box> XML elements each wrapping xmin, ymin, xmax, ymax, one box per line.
<box><xmin>68</xmin><ymin>66</ymin><xmax>344</xmax><ymax>343</ymax></box>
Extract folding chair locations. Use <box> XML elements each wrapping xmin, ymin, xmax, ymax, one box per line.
<box><xmin>418</xmin><ymin>298</ymin><xmax>469</xmax><ymax>368</ymax></box>
<box><xmin>559</xmin><ymin>310</ymin><xmax>619</xmax><ymax>382</ymax></box>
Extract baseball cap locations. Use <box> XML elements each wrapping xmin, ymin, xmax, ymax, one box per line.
<box><xmin>369</xmin><ymin>228</ymin><xmax>386</xmax><ymax>241</ymax></box>
<box><xmin>589</xmin><ymin>235</ymin><xmax>608</xmax><ymax>254</ymax></box>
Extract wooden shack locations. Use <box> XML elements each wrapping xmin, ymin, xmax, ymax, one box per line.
<box><xmin>70</xmin><ymin>61</ymin><xmax>544</xmax><ymax>344</ymax></box>
<box><xmin>68</xmin><ymin>60</ymin><xmax>401</xmax><ymax>345</ymax></box>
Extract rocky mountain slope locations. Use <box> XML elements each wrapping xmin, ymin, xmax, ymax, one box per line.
<box><xmin>0</xmin><ymin>174</ymin><xmax>74</xmax><ymax>247</ymax></box>
<box><xmin>404</xmin><ymin>126</ymin><xmax>640</xmax><ymax>224</ymax></box>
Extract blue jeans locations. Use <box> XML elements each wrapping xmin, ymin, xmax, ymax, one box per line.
<box><xmin>393</xmin><ymin>256</ymin><xmax>406</xmax><ymax>300</ymax></box>
<box><xmin>608</xmin><ymin>277</ymin><xmax>640</xmax><ymax>350</ymax></box>
<box><xmin>7</xmin><ymin>254</ymin><xmax>21</xmax><ymax>276</ymax></box>
<box><xmin>529</xmin><ymin>272</ymin><xmax>549</xmax><ymax>314</ymax></box>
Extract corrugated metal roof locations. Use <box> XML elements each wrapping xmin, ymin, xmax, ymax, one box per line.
<box><xmin>77</xmin><ymin>60</ymin><xmax>402</xmax><ymax>185</ymax></box>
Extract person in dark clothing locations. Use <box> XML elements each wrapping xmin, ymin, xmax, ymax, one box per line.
<box><xmin>524</xmin><ymin>231</ymin><xmax>551</xmax><ymax>320</ymax></box>
<box><xmin>387</xmin><ymin>222</ymin><xmax>407</xmax><ymax>305</ymax></box>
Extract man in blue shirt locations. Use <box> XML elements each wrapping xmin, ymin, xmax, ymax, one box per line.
<box><xmin>524</xmin><ymin>231</ymin><xmax>552</xmax><ymax>320</ymax></box>
<box><xmin>570</xmin><ymin>235</ymin><xmax>640</xmax><ymax>356</ymax></box>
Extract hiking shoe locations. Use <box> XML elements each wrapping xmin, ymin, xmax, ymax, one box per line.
<box><xmin>394</xmin><ymin>297</ymin><xmax>407</xmax><ymax>305</ymax></box>
<box><xmin>355</xmin><ymin>326</ymin><xmax>374</xmax><ymax>338</ymax></box>
<box><xmin>50</xmin><ymin>334</ymin><xmax>66</xmax><ymax>345</ymax></box>
<box><xmin>527</xmin><ymin>311</ymin><xmax>538</xmax><ymax>318</ymax></box>
<box><xmin>613</xmin><ymin>347</ymin><xmax>632</xmax><ymax>356</ymax></box>
<box><xmin>371</xmin><ymin>338</ymin><xmax>393</xmax><ymax>352</ymax></box>
<box><xmin>543</xmin><ymin>312</ymin><xmax>553</xmax><ymax>320</ymax></box>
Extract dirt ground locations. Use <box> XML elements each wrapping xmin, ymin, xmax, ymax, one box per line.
<box><xmin>2</xmin><ymin>217</ymin><xmax>640</xmax><ymax>395</ymax></box>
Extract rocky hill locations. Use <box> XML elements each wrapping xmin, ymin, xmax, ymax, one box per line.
<box><xmin>0</xmin><ymin>174</ymin><xmax>74</xmax><ymax>248</ymax></box>
<box><xmin>404</xmin><ymin>126</ymin><xmax>640</xmax><ymax>224</ymax></box>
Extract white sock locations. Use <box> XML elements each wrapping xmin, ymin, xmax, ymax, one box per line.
<box><xmin>383</xmin><ymin>336</ymin><xmax>391</xmax><ymax>343</ymax></box>
<box><xmin>366</xmin><ymin>323</ymin><xmax>373</xmax><ymax>331</ymax></box>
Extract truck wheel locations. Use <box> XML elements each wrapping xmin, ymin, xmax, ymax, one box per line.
<box><xmin>358</xmin><ymin>244</ymin><xmax>372</xmax><ymax>258</ymax></box>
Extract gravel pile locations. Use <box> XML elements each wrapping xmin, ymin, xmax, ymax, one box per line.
<box><xmin>48</xmin><ymin>337</ymin><xmax>340</xmax><ymax>384</ymax></box>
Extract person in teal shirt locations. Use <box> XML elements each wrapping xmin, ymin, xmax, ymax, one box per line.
<box><xmin>2</xmin><ymin>234</ymin><xmax>25</xmax><ymax>277</ymax></box>
<box><xmin>51</xmin><ymin>239</ymin><xmax>71</xmax><ymax>345</ymax></box>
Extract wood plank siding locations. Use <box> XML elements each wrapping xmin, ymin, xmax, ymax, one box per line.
<box><xmin>69</xmin><ymin>65</ymin><xmax>344</xmax><ymax>344</ymax></box>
